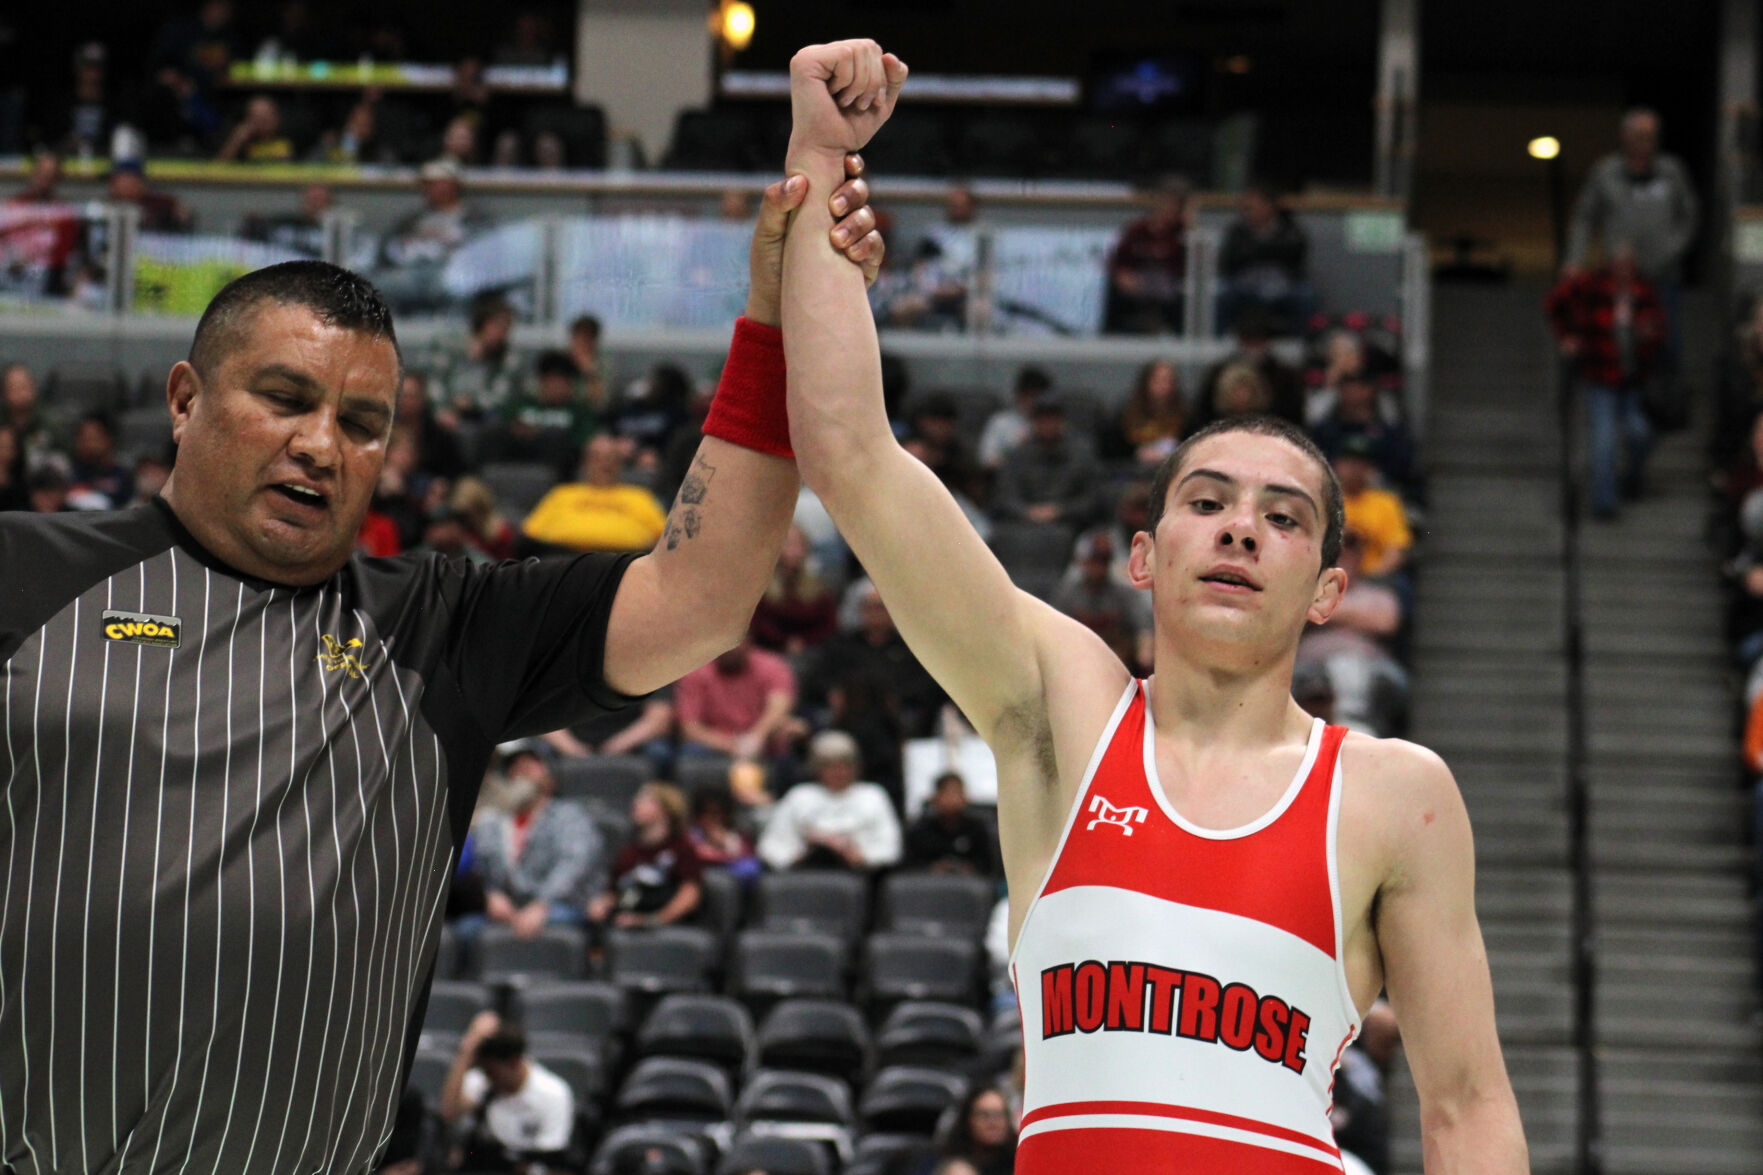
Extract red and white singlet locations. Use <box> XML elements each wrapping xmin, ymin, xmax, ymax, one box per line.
<box><xmin>1009</xmin><ymin>679</ymin><xmax>1361</xmax><ymax>1173</ymax></box>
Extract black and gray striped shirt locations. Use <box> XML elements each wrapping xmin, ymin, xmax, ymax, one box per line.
<box><xmin>0</xmin><ymin>499</ymin><xmax>634</xmax><ymax>1174</ymax></box>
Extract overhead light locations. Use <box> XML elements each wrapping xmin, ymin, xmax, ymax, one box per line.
<box><xmin>1528</xmin><ymin>136</ymin><xmax>1561</xmax><ymax>160</ymax></box>
<box><xmin>714</xmin><ymin>1</ymin><xmax>756</xmax><ymax>53</ymax></box>
<box><xmin>1224</xmin><ymin>55</ymin><xmax>1252</xmax><ymax>74</ymax></box>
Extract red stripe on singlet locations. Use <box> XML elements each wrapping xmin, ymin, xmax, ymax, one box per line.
<box><xmin>1019</xmin><ymin>1099</ymin><xmax>1342</xmax><ymax>1157</ymax></box>
<box><xmin>1016</xmin><ymin>1121</ymin><xmax>1344</xmax><ymax>1174</ymax></box>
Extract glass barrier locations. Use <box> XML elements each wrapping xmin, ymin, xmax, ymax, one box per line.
<box><xmin>555</xmin><ymin>215</ymin><xmax>750</xmax><ymax>330</ymax></box>
<box><xmin>352</xmin><ymin>217</ymin><xmax>548</xmax><ymax>320</ymax></box>
<box><xmin>132</xmin><ymin>232</ymin><xmax>308</xmax><ymax>316</ymax></box>
<box><xmin>0</xmin><ymin>202</ymin><xmax>113</xmax><ymax>313</ymax></box>
<box><xmin>986</xmin><ymin>226</ymin><xmax>1118</xmax><ymax>336</ymax></box>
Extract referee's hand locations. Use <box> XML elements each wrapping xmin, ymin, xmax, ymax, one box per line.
<box><xmin>746</xmin><ymin>153</ymin><xmax>884</xmax><ymax>326</ymax></box>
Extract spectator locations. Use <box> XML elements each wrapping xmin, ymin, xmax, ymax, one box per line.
<box><xmin>149</xmin><ymin>0</ymin><xmax>243</xmax><ymax>92</ymax></box>
<box><xmin>520</xmin><ymin>432</ymin><xmax>665</xmax><ymax>553</ymax></box>
<box><xmin>1114</xmin><ymin>358</ymin><xmax>1185</xmax><ymax>466</ymax></box>
<box><xmin>1717</xmin><ymin>299</ymin><xmax>1763</xmax><ymax>469</ymax></box>
<box><xmin>46</xmin><ymin>42</ymin><xmax>124</xmax><ymax>160</ymax></box>
<box><xmin>1203</xmin><ymin>362</ymin><xmax>1273</xmax><ymax>427</ymax></box>
<box><xmin>1072</xmin><ymin>480</ymin><xmax>1155</xmax><ymax>593</ymax></box>
<box><xmin>687</xmin><ymin>785</ymin><xmax>762</xmax><ymax>882</ymax></box>
<box><xmin>751</xmin><ymin>524</ymin><xmax>840</xmax><ymax>656</ymax></box>
<box><xmin>567</xmin><ymin>314</ymin><xmax>610</xmax><ymax>415</ymax></box>
<box><xmin>1293</xmin><ymin>662</ymin><xmax>1338</xmax><ymax>723</ymax></box>
<box><xmin>372</xmin><ymin>432</ymin><xmax>440</xmax><ymax>549</ymax></box>
<box><xmin>439</xmin><ymin>114</ymin><xmax>482</xmax><ymax>167</ymax></box>
<box><xmin>992</xmin><ymin>395</ymin><xmax>1100</xmax><ymax>526</ymax></box>
<box><xmin>450</xmin><ymin>475</ymin><xmax>518</xmax><ymax>560</ymax></box>
<box><xmin>978</xmin><ymin>366</ymin><xmax>1053</xmax><ymax>471</ymax></box>
<box><xmin>375</xmin><ymin>159</ymin><xmax>488</xmax><ymax>312</ymax></box>
<box><xmin>801</xmin><ymin>581</ymin><xmax>945</xmax><ymax>796</ymax></box>
<box><xmin>239</xmin><ymin>182</ymin><xmax>331</xmax><ymax>257</ymax></box>
<box><xmin>493</xmin><ymin>349</ymin><xmax>598</xmax><ymax>472</ymax></box>
<box><xmin>252</xmin><ymin>1</ymin><xmax>332</xmax><ymax>65</ymax></box>
<box><xmin>609</xmin><ymin>362</ymin><xmax>694</xmax><ymax>462</ymax></box>
<box><xmin>1296</xmin><ymin>529</ymin><xmax>1407</xmax><ymax>735</ymax></box>
<box><xmin>9</xmin><ymin>152</ymin><xmax>64</xmax><ymax>204</ymax></box>
<box><xmin>1309</xmin><ymin>371</ymin><xmax>1418</xmax><ymax>497</ymax></box>
<box><xmin>28</xmin><ymin>464</ymin><xmax>71</xmax><ymax>514</ymax></box>
<box><xmin>1217</xmin><ymin>181</ymin><xmax>1317</xmax><ymax>336</ymax></box>
<box><xmin>1105</xmin><ymin>175</ymin><xmax>1191</xmax><ymax>334</ymax></box>
<box><xmin>1335</xmin><ymin>436</ymin><xmax>1413</xmax><ymax>578</ymax></box>
<box><xmin>1566</xmin><ymin>107</ymin><xmax>1698</xmax><ymax>386</ymax></box>
<box><xmin>216</xmin><ymin>94</ymin><xmax>295</xmax><ymax>162</ymax></box>
<box><xmin>0</xmin><ymin>425</ymin><xmax>26</xmax><ymax>511</ymax></box>
<box><xmin>1</xmin><ymin>363</ymin><xmax>63</xmax><ymax>469</ymax></box>
<box><xmin>553</xmin><ymin>686</ymin><xmax>677</xmax><ymax>776</ymax></box>
<box><xmin>905</xmin><ymin>392</ymin><xmax>982</xmax><ymax>501</ymax></box>
<box><xmin>903</xmin><ymin>771</ymin><xmax>997</xmax><ymax>877</ymax></box>
<box><xmin>391</xmin><ymin>370</ymin><xmax>468</xmax><ymax>481</ymax></box>
<box><xmin>910</xmin><ymin>185</ymin><xmax>981</xmax><ymax>330</ymax></box>
<box><xmin>927</xmin><ymin>1087</ymin><xmax>1017</xmax><ymax>1175</ymax></box>
<box><xmin>106</xmin><ymin>161</ymin><xmax>192</xmax><ymax>232</ymax></box>
<box><xmin>464</xmin><ymin>749</ymin><xmax>605</xmax><ymax>938</ymax></box>
<box><xmin>675</xmin><ymin>634</ymin><xmax>805</xmax><ymax>765</ymax></box>
<box><xmin>1052</xmin><ymin>532</ymin><xmax>1151</xmax><ymax>672</ymax></box>
<box><xmin>414</xmin><ymin>506</ymin><xmax>489</xmax><ymax>564</ymax></box>
<box><xmin>1196</xmin><ymin>310</ymin><xmax>1305</xmax><ymax>426</ymax></box>
<box><xmin>589</xmin><ymin>783</ymin><xmax>704</xmax><ymax>928</ymax></box>
<box><xmin>308</xmin><ymin>98</ymin><xmax>394</xmax><ymax>166</ymax></box>
<box><xmin>440</xmin><ymin>1013</ymin><xmax>575</xmax><ymax>1171</ymax></box>
<box><xmin>494</xmin><ymin>9</ymin><xmax>562</xmax><ymax>66</ymax></box>
<box><xmin>756</xmin><ymin>730</ymin><xmax>902</xmax><ymax>871</ymax></box>
<box><xmin>432</xmin><ymin>291</ymin><xmax>521</xmax><ymax>419</ymax></box>
<box><xmin>719</xmin><ymin>187</ymin><xmax>755</xmax><ymax>221</ymax></box>
<box><xmin>66</xmin><ymin>411</ymin><xmax>133</xmax><ymax>509</ymax></box>
<box><xmin>1546</xmin><ymin>242</ymin><xmax>1665</xmax><ymax>519</ymax></box>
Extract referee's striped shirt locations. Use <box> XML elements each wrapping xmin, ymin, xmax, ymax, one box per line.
<box><xmin>0</xmin><ymin>499</ymin><xmax>634</xmax><ymax>1174</ymax></box>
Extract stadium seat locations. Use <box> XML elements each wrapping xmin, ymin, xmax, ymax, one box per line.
<box><xmin>43</xmin><ymin>362</ymin><xmax>126</xmax><ymax>418</ymax></box>
<box><xmin>531</xmin><ymin>1043</ymin><xmax>606</xmax><ymax>1103</ymax></box>
<box><xmin>715</xmin><ymin>1133</ymin><xmax>834</xmax><ymax>1175</ymax></box>
<box><xmin>607</xmin><ymin>925</ymin><xmax>720</xmax><ymax>996</ymax></box>
<box><xmin>862</xmin><ymin>933</ymin><xmax>979</xmax><ymax>1013</ymax></box>
<box><xmin>478</xmin><ymin>461</ymin><xmax>560</xmax><ymax>517</ymax></box>
<box><xmin>754</xmin><ymin>870</ymin><xmax>869</xmax><ymax>942</ymax></box>
<box><xmin>405</xmin><ymin>1046</ymin><xmax>454</xmax><ymax>1108</ymax></box>
<box><xmin>518</xmin><ymin>979</ymin><xmax>628</xmax><ymax>1053</ymax></box>
<box><xmin>477</xmin><ymin>924</ymin><xmax>586</xmax><ymax>982</ymax></box>
<box><xmin>615</xmin><ymin>1056</ymin><xmax>734</xmax><ymax>1126</ymax></box>
<box><xmin>874</xmin><ymin>1001</ymin><xmax>983</xmax><ymax>1069</ymax></box>
<box><xmin>878</xmin><ymin>873</ymin><xmax>995</xmax><ymax>940</ymax></box>
<box><xmin>591</xmin><ymin>1124</ymin><xmax>709</xmax><ymax>1175</ymax></box>
<box><xmin>588</xmin><ymin>804</ymin><xmax>633</xmax><ymax>854</ymax></box>
<box><xmin>663</xmin><ymin>108</ymin><xmax>763</xmax><ymax>171</ymax></box>
<box><xmin>635</xmin><ymin>993</ymin><xmax>755</xmax><ymax>1072</ymax></box>
<box><xmin>674</xmin><ymin>755</ymin><xmax>734</xmax><ymax>795</ymax></box>
<box><xmin>735</xmin><ymin>1069</ymin><xmax>855</xmax><ymax>1129</ymax></box>
<box><xmin>693</xmin><ymin>867</ymin><xmax>744</xmax><ymax>949</ymax></box>
<box><xmin>116</xmin><ymin>405</ymin><xmax>174</xmax><ymax>463</ymax></box>
<box><xmin>755</xmin><ymin>998</ymin><xmax>872</xmax><ymax>1083</ymax></box>
<box><xmin>422</xmin><ymin>980</ymin><xmax>491</xmax><ymax>1038</ymax></box>
<box><xmin>987</xmin><ymin>522</ymin><xmax>1077</xmax><ymax>602</ymax></box>
<box><xmin>858</xmin><ymin>1065</ymin><xmax>968</xmax><ymax>1136</ymax></box>
<box><xmin>521</xmin><ymin>102</ymin><xmax>608</xmax><ymax>168</ymax></box>
<box><xmin>730</xmin><ymin>930</ymin><xmax>848</xmax><ymax>1008</ymax></box>
<box><xmin>846</xmin><ymin>1132</ymin><xmax>938</xmax><ymax>1175</ymax></box>
<box><xmin>552</xmin><ymin>754</ymin><xmax>650</xmax><ymax>810</ymax></box>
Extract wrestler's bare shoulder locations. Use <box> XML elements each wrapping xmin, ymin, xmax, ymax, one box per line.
<box><xmin>1337</xmin><ymin>730</ymin><xmax>1471</xmax><ymax>882</ymax></box>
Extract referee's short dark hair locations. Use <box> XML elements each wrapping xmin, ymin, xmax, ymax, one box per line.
<box><xmin>1146</xmin><ymin>414</ymin><xmax>1346</xmax><ymax>572</ymax></box>
<box><xmin>475</xmin><ymin>1024</ymin><xmax>528</xmax><ymax>1064</ymax></box>
<box><xmin>188</xmin><ymin>261</ymin><xmax>398</xmax><ymax>381</ymax></box>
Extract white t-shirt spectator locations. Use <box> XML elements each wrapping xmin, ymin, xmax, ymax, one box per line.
<box><xmin>460</xmin><ymin>1061</ymin><xmax>575</xmax><ymax>1154</ymax></box>
<box><xmin>977</xmin><ymin>407</ymin><xmax>1031</xmax><ymax>470</ymax></box>
<box><xmin>758</xmin><ymin>781</ymin><xmax>903</xmax><ymax>869</ymax></box>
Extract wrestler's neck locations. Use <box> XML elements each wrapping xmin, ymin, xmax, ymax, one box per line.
<box><xmin>1145</xmin><ymin>633</ymin><xmax>1312</xmax><ymax>754</ymax></box>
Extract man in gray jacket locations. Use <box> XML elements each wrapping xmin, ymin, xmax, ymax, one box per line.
<box><xmin>1566</xmin><ymin>106</ymin><xmax>1699</xmax><ymax>381</ymax></box>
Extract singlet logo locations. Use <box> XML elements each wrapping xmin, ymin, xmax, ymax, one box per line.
<box><xmin>100</xmin><ymin>609</ymin><xmax>181</xmax><ymax>649</ymax></box>
<box><xmin>1086</xmin><ymin>795</ymin><xmax>1148</xmax><ymax>836</ymax></box>
<box><xmin>317</xmin><ymin>634</ymin><xmax>369</xmax><ymax>679</ymax></box>
<box><xmin>1040</xmin><ymin>959</ymin><xmax>1312</xmax><ymax>1075</ymax></box>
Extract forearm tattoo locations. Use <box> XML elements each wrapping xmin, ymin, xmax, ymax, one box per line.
<box><xmin>664</xmin><ymin>454</ymin><xmax>717</xmax><ymax>550</ymax></box>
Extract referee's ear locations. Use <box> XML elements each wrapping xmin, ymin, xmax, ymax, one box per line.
<box><xmin>166</xmin><ymin>360</ymin><xmax>201</xmax><ymax>444</ymax></box>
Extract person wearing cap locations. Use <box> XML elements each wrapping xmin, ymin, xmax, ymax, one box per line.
<box><xmin>1333</xmin><ymin>436</ymin><xmax>1412</xmax><ymax>579</ymax></box>
<box><xmin>441</xmin><ymin>1012</ymin><xmax>575</xmax><ymax>1170</ymax></box>
<box><xmin>756</xmin><ymin>730</ymin><xmax>902</xmax><ymax>871</ymax></box>
<box><xmin>105</xmin><ymin>159</ymin><xmax>192</xmax><ymax>232</ymax></box>
<box><xmin>991</xmin><ymin>393</ymin><xmax>1101</xmax><ymax>527</ymax></box>
<box><xmin>376</xmin><ymin>158</ymin><xmax>490</xmax><ymax>310</ymax></box>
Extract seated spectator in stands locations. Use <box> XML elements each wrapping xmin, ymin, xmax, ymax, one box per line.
<box><xmin>2</xmin><ymin>364</ymin><xmax>64</xmax><ymax>471</ymax></box>
<box><xmin>0</xmin><ymin>426</ymin><xmax>27</xmax><ymax>512</ymax></box>
<box><xmin>245</xmin><ymin>183</ymin><xmax>331</xmax><ymax>257</ymax></box>
<box><xmin>1073</xmin><ymin>480</ymin><xmax>1155</xmax><ymax>591</ymax></box>
<box><xmin>450</xmin><ymin>475</ymin><xmax>519</xmax><ymax>560</ymax></box>
<box><xmin>589</xmin><ymin>783</ymin><xmax>703</xmax><ymax>928</ymax></box>
<box><xmin>1217</xmin><ymin>181</ymin><xmax>1318</xmax><ymax>336</ymax></box>
<box><xmin>150</xmin><ymin>0</ymin><xmax>243</xmax><ymax>92</ymax></box>
<box><xmin>992</xmin><ymin>395</ymin><xmax>1101</xmax><ymax>527</ymax></box>
<box><xmin>372</xmin><ymin>432</ymin><xmax>441</xmax><ymax>549</ymax></box>
<box><xmin>1296</xmin><ymin>529</ymin><xmax>1407</xmax><ymax>735</ymax></box>
<box><xmin>440</xmin><ymin>1013</ymin><xmax>574</xmax><ymax>1171</ymax></box>
<box><xmin>1718</xmin><ymin>300</ymin><xmax>1763</xmax><ymax>470</ymax></box>
<box><xmin>1194</xmin><ymin>363</ymin><xmax>1274</xmax><ymax>435</ymax></box>
<box><xmin>909</xmin><ymin>185</ymin><xmax>982</xmax><ymax>330</ymax></box>
<box><xmin>216</xmin><ymin>94</ymin><xmax>295</xmax><ymax>162</ymax></box>
<box><xmin>414</xmin><ymin>506</ymin><xmax>490</xmax><ymax>564</ymax></box>
<box><xmin>46</xmin><ymin>43</ymin><xmax>123</xmax><ymax>160</ymax></box>
<box><xmin>1332</xmin><ymin>1001</ymin><xmax>1400</xmax><ymax>1175</ymax></box>
<box><xmin>1310</xmin><ymin>371</ymin><xmax>1418</xmax><ymax>498</ymax></box>
<box><xmin>1105</xmin><ymin>175</ymin><xmax>1190</xmax><ymax>334</ymax></box>
<box><xmin>1196</xmin><ymin>310</ymin><xmax>1304</xmax><ymax>426</ymax></box>
<box><xmin>567</xmin><ymin>314</ymin><xmax>611</xmax><ymax>415</ymax></box>
<box><xmin>28</xmin><ymin>465</ymin><xmax>72</xmax><ymax>514</ymax></box>
<box><xmin>1114</xmin><ymin>359</ymin><xmax>1186</xmax><ymax>467</ymax></box>
<box><xmin>521</xmin><ymin>432</ymin><xmax>667</xmax><ymax>553</ymax></box>
<box><xmin>675</xmin><ymin>634</ymin><xmax>805</xmax><ymax>766</ymax></box>
<box><xmin>492</xmin><ymin>349</ymin><xmax>597</xmax><ymax>472</ymax></box>
<box><xmin>353</xmin><ymin>502</ymin><xmax>400</xmax><ymax>556</ymax></box>
<box><xmin>548</xmin><ymin>686</ymin><xmax>676</xmax><ymax>778</ymax></box>
<box><xmin>106</xmin><ymin>161</ymin><xmax>191</xmax><ymax>232</ymax></box>
<box><xmin>66</xmin><ymin>412</ymin><xmax>133</xmax><ymax>510</ymax></box>
<box><xmin>905</xmin><ymin>392</ymin><xmax>982</xmax><ymax>501</ymax></box>
<box><xmin>1052</xmin><ymin>532</ymin><xmax>1151</xmax><ymax>672</ymax></box>
<box><xmin>904</xmin><ymin>771</ymin><xmax>997</xmax><ymax>877</ymax></box>
<box><xmin>1293</xmin><ymin>663</ymin><xmax>1338</xmax><ymax>723</ymax></box>
<box><xmin>926</xmin><ymin>1087</ymin><xmax>1017</xmax><ymax>1175</ymax></box>
<box><xmin>375</xmin><ymin>159</ymin><xmax>487</xmax><ymax>311</ymax></box>
<box><xmin>757</xmin><ymin>731</ymin><xmax>902</xmax><ymax>871</ymax></box>
<box><xmin>978</xmin><ymin>366</ymin><xmax>1053</xmax><ymax>471</ymax></box>
<box><xmin>752</xmin><ymin>524</ymin><xmax>839</xmax><ymax>656</ymax></box>
<box><xmin>687</xmin><ymin>785</ymin><xmax>762</xmax><ymax>882</ymax></box>
<box><xmin>308</xmin><ymin>98</ymin><xmax>395</xmax><ymax>166</ymax></box>
<box><xmin>610</xmin><ymin>362</ymin><xmax>695</xmax><ymax>464</ymax></box>
<box><xmin>801</xmin><ymin>581</ymin><xmax>946</xmax><ymax>797</ymax></box>
<box><xmin>466</xmin><ymin>749</ymin><xmax>605</xmax><ymax>939</ymax></box>
<box><xmin>1335</xmin><ymin>436</ymin><xmax>1413</xmax><ymax>579</ymax></box>
<box><xmin>432</xmin><ymin>291</ymin><xmax>521</xmax><ymax>419</ymax></box>
<box><xmin>441</xmin><ymin>114</ymin><xmax>490</xmax><ymax>168</ymax></box>
<box><xmin>392</xmin><ymin>370</ymin><xmax>468</xmax><ymax>481</ymax></box>
<box><xmin>1545</xmin><ymin>241</ymin><xmax>1665</xmax><ymax>519</ymax></box>
<box><xmin>8</xmin><ymin>153</ymin><xmax>65</xmax><ymax>205</ymax></box>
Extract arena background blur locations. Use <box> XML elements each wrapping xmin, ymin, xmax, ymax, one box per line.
<box><xmin>1</xmin><ymin>2</ymin><xmax>1760</xmax><ymax>1172</ymax></box>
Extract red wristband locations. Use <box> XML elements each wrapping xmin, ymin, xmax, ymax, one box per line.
<box><xmin>702</xmin><ymin>316</ymin><xmax>791</xmax><ymax>458</ymax></box>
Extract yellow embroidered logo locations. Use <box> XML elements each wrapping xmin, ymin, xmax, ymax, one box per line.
<box><xmin>100</xmin><ymin>609</ymin><xmax>181</xmax><ymax>649</ymax></box>
<box><xmin>317</xmin><ymin>634</ymin><xmax>369</xmax><ymax>679</ymax></box>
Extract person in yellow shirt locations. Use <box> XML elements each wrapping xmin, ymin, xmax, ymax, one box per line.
<box><xmin>521</xmin><ymin>432</ymin><xmax>668</xmax><ymax>552</ymax></box>
<box><xmin>1333</xmin><ymin>434</ymin><xmax>1412</xmax><ymax>577</ymax></box>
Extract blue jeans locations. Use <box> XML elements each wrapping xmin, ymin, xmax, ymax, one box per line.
<box><xmin>1586</xmin><ymin>383</ymin><xmax>1651</xmax><ymax>516</ymax></box>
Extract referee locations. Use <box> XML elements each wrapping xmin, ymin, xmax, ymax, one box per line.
<box><xmin>0</xmin><ymin>159</ymin><xmax>887</xmax><ymax>1172</ymax></box>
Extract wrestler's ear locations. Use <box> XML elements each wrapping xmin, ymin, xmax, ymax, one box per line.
<box><xmin>1127</xmin><ymin>530</ymin><xmax>1155</xmax><ymax>590</ymax></box>
<box><xmin>1307</xmin><ymin>565</ymin><xmax>1346</xmax><ymax>625</ymax></box>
